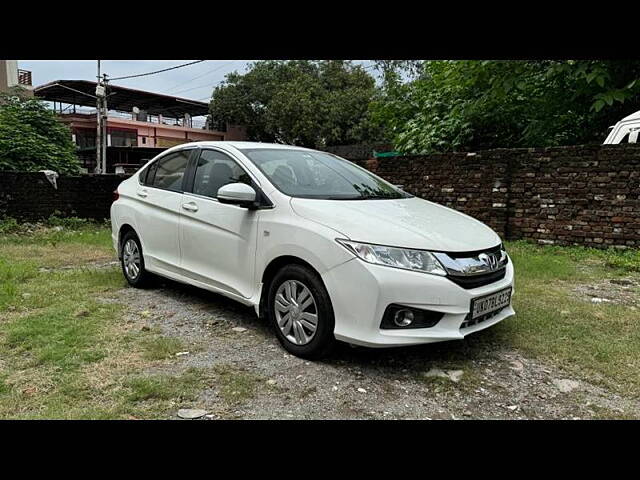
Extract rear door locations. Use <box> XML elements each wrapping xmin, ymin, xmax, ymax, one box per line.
<box><xmin>179</xmin><ymin>148</ymin><xmax>261</xmax><ymax>299</ymax></box>
<box><xmin>134</xmin><ymin>148</ymin><xmax>195</xmax><ymax>273</ymax></box>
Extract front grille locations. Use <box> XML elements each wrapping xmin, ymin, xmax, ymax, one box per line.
<box><xmin>461</xmin><ymin>306</ymin><xmax>506</xmax><ymax>329</ymax></box>
<box><xmin>447</xmin><ymin>267</ymin><xmax>506</xmax><ymax>289</ymax></box>
<box><xmin>434</xmin><ymin>243</ymin><xmax>508</xmax><ymax>290</ymax></box>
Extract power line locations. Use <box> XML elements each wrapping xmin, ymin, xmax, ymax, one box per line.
<box><xmin>108</xmin><ymin>60</ymin><xmax>204</xmax><ymax>81</ymax></box>
<box><xmin>165</xmin><ymin>60</ymin><xmax>239</xmax><ymax>93</ymax></box>
<box><xmin>172</xmin><ymin>82</ymin><xmax>219</xmax><ymax>95</ymax></box>
<box><xmin>171</xmin><ymin>73</ymin><xmax>236</xmax><ymax>95</ymax></box>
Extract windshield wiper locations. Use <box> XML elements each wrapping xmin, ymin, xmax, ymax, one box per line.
<box><xmin>357</xmin><ymin>193</ymin><xmax>403</xmax><ymax>200</ymax></box>
<box><xmin>324</xmin><ymin>195</ymin><xmax>363</xmax><ymax>200</ymax></box>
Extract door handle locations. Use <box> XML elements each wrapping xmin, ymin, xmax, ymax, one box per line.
<box><xmin>182</xmin><ymin>202</ymin><xmax>198</xmax><ymax>212</ymax></box>
<box><xmin>136</xmin><ymin>189</ymin><xmax>148</xmax><ymax>198</ymax></box>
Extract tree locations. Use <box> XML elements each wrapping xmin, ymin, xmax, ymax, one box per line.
<box><xmin>370</xmin><ymin>60</ymin><xmax>640</xmax><ymax>153</ymax></box>
<box><xmin>209</xmin><ymin>60</ymin><xmax>381</xmax><ymax>148</ymax></box>
<box><xmin>0</xmin><ymin>89</ymin><xmax>79</xmax><ymax>174</ymax></box>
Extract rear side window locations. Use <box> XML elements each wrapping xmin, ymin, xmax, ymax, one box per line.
<box><xmin>148</xmin><ymin>150</ymin><xmax>191</xmax><ymax>192</ymax></box>
<box><xmin>140</xmin><ymin>161</ymin><xmax>156</xmax><ymax>185</ymax></box>
<box><xmin>192</xmin><ymin>149</ymin><xmax>252</xmax><ymax>199</ymax></box>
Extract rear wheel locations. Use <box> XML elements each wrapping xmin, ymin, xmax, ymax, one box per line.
<box><xmin>120</xmin><ymin>231</ymin><xmax>153</xmax><ymax>288</ymax></box>
<box><xmin>267</xmin><ymin>264</ymin><xmax>335</xmax><ymax>359</ymax></box>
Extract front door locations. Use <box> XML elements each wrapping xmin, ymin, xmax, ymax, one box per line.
<box><xmin>179</xmin><ymin>148</ymin><xmax>260</xmax><ymax>299</ymax></box>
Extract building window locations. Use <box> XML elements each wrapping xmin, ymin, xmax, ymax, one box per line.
<box><xmin>110</xmin><ymin>129</ymin><xmax>138</xmax><ymax>147</ymax></box>
<box><xmin>74</xmin><ymin>129</ymin><xmax>96</xmax><ymax>149</ymax></box>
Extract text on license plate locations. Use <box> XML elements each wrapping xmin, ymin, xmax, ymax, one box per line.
<box><xmin>471</xmin><ymin>287</ymin><xmax>512</xmax><ymax>319</ymax></box>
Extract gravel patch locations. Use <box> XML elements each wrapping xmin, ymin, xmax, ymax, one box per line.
<box><xmin>100</xmin><ymin>278</ymin><xmax>640</xmax><ymax>420</ymax></box>
<box><xmin>572</xmin><ymin>277</ymin><xmax>640</xmax><ymax>308</ymax></box>
<box><xmin>39</xmin><ymin>260</ymin><xmax>120</xmax><ymax>273</ymax></box>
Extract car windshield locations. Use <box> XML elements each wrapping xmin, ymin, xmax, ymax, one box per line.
<box><xmin>240</xmin><ymin>148</ymin><xmax>412</xmax><ymax>200</ymax></box>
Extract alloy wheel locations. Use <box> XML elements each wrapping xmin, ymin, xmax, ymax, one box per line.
<box><xmin>274</xmin><ymin>280</ymin><xmax>318</xmax><ymax>345</ymax></box>
<box><xmin>123</xmin><ymin>239</ymin><xmax>141</xmax><ymax>280</ymax></box>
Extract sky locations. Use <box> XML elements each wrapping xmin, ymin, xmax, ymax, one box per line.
<box><xmin>18</xmin><ymin>60</ymin><xmax>377</xmax><ymax>103</ymax></box>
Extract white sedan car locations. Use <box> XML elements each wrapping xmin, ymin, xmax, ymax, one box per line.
<box><xmin>111</xmin><ymin>142</ymin><xmax>515</xmax><ymax>359</ymax></box>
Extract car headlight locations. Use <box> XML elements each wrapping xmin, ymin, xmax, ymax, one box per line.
<box><xmin>336</xmin><ymin>239</ymin><xmax>447</xmax><ymax>276</ymax></box>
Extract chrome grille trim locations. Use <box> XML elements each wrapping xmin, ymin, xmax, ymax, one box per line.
<box><xmin>433</xmin><ymin>244</ymin><xmax>508</xmax><ymax>277</ymax></box>
<box><xmin>433</xmin><ymin>244</ymin><xmax>509</xmax><ymax>290</ymax></box>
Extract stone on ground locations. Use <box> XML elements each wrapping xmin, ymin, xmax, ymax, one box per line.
<box><xmin>177</xmin><ymin>408</ymin><xmax>208</xmax><ymax>419</ymax></box>
<box><xmin>552</xmin><ymin>379</ymin><xmax>580</xmax><ymax>393</ymax></box>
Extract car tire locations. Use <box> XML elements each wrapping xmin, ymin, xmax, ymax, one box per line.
<box><xmin>267</xmin><ymin>264</ymin><xmax>336</xmax><ymax>360</ymax></box>
<box><xmin>120</xmin><ymin>230</ymin><xmax>153</xmax><ymax>288</ymax></box>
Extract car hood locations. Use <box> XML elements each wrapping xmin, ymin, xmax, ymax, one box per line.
<box><xmin>290</xmin><ymin>196</ymin><xmax>501</xmax><ymax>252</ymax></box>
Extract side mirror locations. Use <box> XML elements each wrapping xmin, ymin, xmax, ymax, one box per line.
<box><xmin>217</xmin><ymin>183</ymin><xmax>258</xmax><ymax>209</ymax></box>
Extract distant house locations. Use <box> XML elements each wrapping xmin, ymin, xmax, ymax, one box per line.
<box><xmin>34</xmin><ymin>79</ymin><xmax>246</xmax><ymax>173</ymax></box>
<box><xmin>0</xmin><ymin>60</ymin><xmax>33</xmax><ymax>96</ymax></box>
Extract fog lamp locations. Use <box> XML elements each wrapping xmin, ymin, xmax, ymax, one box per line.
<box><xmin>380</xmin><ymin>304</ymin><xmax>444</xmax><ymax>330</ymax></box>
<box><xmin>393</xmin><ymin>309</ymin><xmax>414</xmax><ymax>327</ymax></box>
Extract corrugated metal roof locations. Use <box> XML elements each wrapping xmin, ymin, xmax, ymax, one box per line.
<box><xmin>34</xmin><ymin>80</ymin><xmax>209</xmax><ymax>117</ymax></box>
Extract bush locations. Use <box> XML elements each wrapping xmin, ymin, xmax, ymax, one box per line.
<box><xmin>0</xmin><ymin>217</ymin><xmax>20</xmax><ymax>234</ymax></box>
<box><xmin>47</xmin><ymin>215</ymin><xmax>89</xmax><ymax>229</ymax></box>
<box><xmin>0</xmin><ymin>89</ymin><xmax>80</xmax><ymax>174</ymax></box>
<box><xmin>0</xmin><ymin>216</ymin><xmax>110</xmax><ymax>237</ymax></box>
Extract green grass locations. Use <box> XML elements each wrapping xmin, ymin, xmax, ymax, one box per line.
<box><xmin>6</xmin><ymin>304</ymin><xmax>108</xmax><ymax>370</ymax></box>
<box><xmin>141</xmin><ymin>336</ymin><xmax>186</xmax><ymax>361</ymax></box>
<box><xmin>0</xmin><ymin>221</ymin><xmax>214</xmax><ymax>419</ymax></box>
<box><xmin>211</xmin><ymin>364</ymin><xmax>262</xmax><ymax>405</ymax></box>
<box><xmin>0</xmin><ymin>257</ymin><xmax>38</xmax><ymax>309</ymax></box>
<box><xmin>125</xmin><ymin>368</ymin><xmax>205</xmax><ymax>402</ymax></box>
<box><xmin>1</xmin><ymin>222</ymin><xmax>639</xmax><ymax>417</ymax></box>
<box><xmin>0</xmin><ymin>374</ymin><xmax>9</xmax><ymax>395</ymax></box>
<box><xmin>491</xmin><ymin>240</ymin><xmax>640</xmax><ymax>396</ymax></box>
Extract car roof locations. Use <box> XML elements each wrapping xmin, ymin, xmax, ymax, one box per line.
<box><xmin>171</xmin><ymin>141</ymin><xmax>317</xmax><ymax>153</ymax></box>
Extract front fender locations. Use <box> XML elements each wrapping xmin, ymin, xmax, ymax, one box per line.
<box><xmin>255</xmin><ymin>212</ymin><xmax>354</xmax><ymax>282</ymax></box>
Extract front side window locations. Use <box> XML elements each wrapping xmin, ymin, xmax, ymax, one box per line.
<box><xmin>150</xmin><ymin>150</ymin><xmax>190</xmax><ymax>192</ymax></box>
<box><xmin>192</xmin><ymin>149</ymin><xmax>252</xmax><ymax>199</ymax></box>
<box><xmin>240</xmin><ymin>148</ymin><xmax>410</xmax><ymax>200</ymax></box>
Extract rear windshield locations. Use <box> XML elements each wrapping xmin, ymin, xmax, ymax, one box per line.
<box><xmin>239</xmin><ymin>148</ymin><xmax>411</xmax><ymax>200</ymax></box>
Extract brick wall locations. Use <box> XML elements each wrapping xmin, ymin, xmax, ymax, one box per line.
<box><xmin>333</xmin><ymin>144</ymin><xmax>640</xmax><ymax>248</ymax></box>
<box><xmin>324</xmin><ymin>142</ymin><xmax>394</xmax><ymax>160</ymax></box>
<box><xmin>1</xmin><ymin>144</ymin><xmax>639</xmax><ymax>248</ymax></box>
<box><xmin>0</xmin><ymin>172</ymin><xmax>129</xmax><ymax>221</ymax></box>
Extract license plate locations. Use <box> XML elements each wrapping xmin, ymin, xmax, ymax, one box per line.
<box><xmin>470</xmin><ymin>287</ymin><xmax>512</xmax><ymax>319</ymax></box>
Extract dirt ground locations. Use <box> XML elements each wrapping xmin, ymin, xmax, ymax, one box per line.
<box><xmin>99</xmin><ymin>278</ymin><xmax>640</xmax><ymax>420</ymax></box>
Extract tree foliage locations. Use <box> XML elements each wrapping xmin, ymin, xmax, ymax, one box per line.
<box><xmin>209</xmin><ymin>60</ymin><xmax>381</xmax><ymax>148</ymax></box>
<box><xmin>370</xmin><ymin>60</ymin><xmax>640</xmax><ymax>153</ymax></box>
<box><xmin>0</xmin><ymin>90</ymin><xmax>79</xmax><ymax>174</ymax></box>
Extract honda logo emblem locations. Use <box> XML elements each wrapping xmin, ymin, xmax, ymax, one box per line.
<box><xmin>478</xmin><ymin>253</ymin><xmax>498</xmax><ymax>271</ymax></box>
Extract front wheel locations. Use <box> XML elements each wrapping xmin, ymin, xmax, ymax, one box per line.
<box><xmin>267</xmin><ymin>264</ymin><xmax>336</xmax><ymax>359</ymax></box>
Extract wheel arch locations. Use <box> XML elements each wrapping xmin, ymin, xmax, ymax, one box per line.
<box><xmin>117</xmin><ymin>223</ymin><xmax>137</xmax><ymax>258</ymax></box>
<box><xmin>258</xmin><ymin>255</ymin><xmax>323</xmax><ymax>319</ymax></box>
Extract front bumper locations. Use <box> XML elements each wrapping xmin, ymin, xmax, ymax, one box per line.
<box><xmin>322</xmin><ymin>257</ymin><xmax>515</xmax><ymax>347</ymax></box>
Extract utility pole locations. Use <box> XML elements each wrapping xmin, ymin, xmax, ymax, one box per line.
<box><xmin>95</xmin><ymin>60</ymin><xmax>102</xmax><ymax>174</ymax></box>
<box><xmin>101</xmin><ymin>73</ymin><xmax>108</xmax><ymax>174</ymax></box>
<box><xmin>95</xmin><ymin>61</ymin><xmax>109</xmax><ymax>174</ymax></box>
